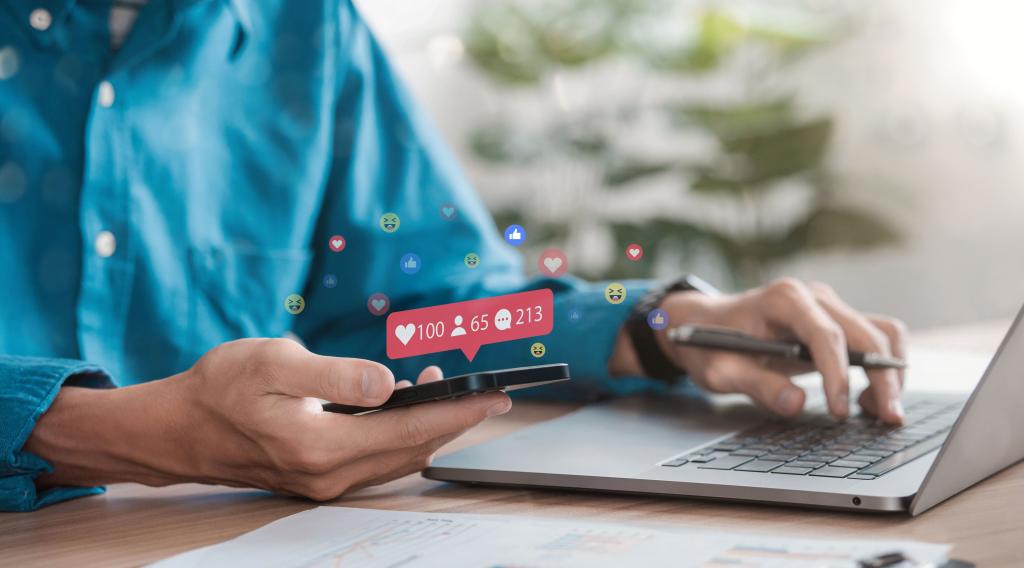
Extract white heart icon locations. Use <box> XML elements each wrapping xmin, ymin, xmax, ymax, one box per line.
<box><xmin>628</xmin><ymin>248</ymin><xmax>640</xmax><ymax>258</ymax></box>
<box><xmin>543</xmin><ymin>257</ymin><xmax>562</xmax><ymax>273</ymax></box>
<box><xmin>331</xmin><ymin>239</ymin><xmax>343</xmax><ymax>248</ymax></box>
<box><xmin>394</xmin><ymin>323</ymin><xmax>415</xmax><ymax>346</ymax></box>
<box><xmin>370</xmin><ymin>299</ymin><xmax>385</xmax><ymax>311</ymax></box>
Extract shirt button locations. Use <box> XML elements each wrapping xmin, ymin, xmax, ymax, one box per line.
<box><xmin>98</xmin><ymin>81</ymin><xmax>116</xmax><ymax>108</ymax></box>
<box><xmin>29</xmin><ymin>8</ymin><xmax>52</xmax><ymax>31</ymax></box>
<box><xmin>94</xmin><ymin>231</ymin><xmax>117</xmax><ymax>258</ymax></box>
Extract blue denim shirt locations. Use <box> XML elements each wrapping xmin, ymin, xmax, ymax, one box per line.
<box><xmin>0</xmin><ymin>0</ymin><xmax>658</xmax><ymax>511</ymax></box>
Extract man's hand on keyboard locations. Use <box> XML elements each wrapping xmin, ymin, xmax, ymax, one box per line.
<box><xmin>655</xmin><ymin>278</ymin><xmax>907</xmax><ymax>424</ymax></box>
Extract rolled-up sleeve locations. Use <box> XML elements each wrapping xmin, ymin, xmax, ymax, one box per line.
<box><xmin>0</xmin><ymin>356</ymin><xmax>114</xmax><ymax>512</ymax></box>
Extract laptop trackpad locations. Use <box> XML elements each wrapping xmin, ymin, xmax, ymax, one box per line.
<box><xmin>432</xmin><ymin>394</ymin><xmax>776</xmax><ymax>478</ymax></box>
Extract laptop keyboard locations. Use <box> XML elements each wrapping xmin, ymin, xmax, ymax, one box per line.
<box><xmin>660</xmin><ymin>400</ymin><xmax>963</xmax><ymax>480</ymax></box>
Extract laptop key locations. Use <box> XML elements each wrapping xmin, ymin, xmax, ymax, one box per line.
<box><xmin>734</xmin><ymin>460</ymin><xmax>786</xmax><ymax>472</ymax></box>
<box><xmin>831</xmin><ymin>459</ymin><xmax>871</xmax><ymax>469</ymax></box>
<box><xmin>688</xmin><ymin>452</ymin><xmax>727</xmax><ymax>463</ymax></box>
<box><xmin>730</xmin><ymin>449</ymin><xmax>767</xmax><ymax>457</ymax></box>
<box><xmin>661</xmin><ymin>458</ymin><xmax>688</xmax><ymax>467</ymax></box>
<box><xmin>847</xmin><ymin>454</ymin><xmax>882</xmax><ymax>463</ymax></box>
<box><xmin>857</xmin><ymin>449</ymin><xmax>893</xmax><ymax>458</ymax></box>
<box><xmin>697</xmin><ymin>455</ymin><xmax>754</xmax><ymax>470</ymax></box>
<box><xmin>848</xmin><ymin>474</ymin><xmax>878</xmax><ymax>480</ymax></box>
<box><xmin>800</xmin><ymin>455</ymin><xmax>838</xmax><ymax>464</ymax></box>
<box><xmin>786</xmin><ymin>460</ymin><xmax>825</xmax><ymax>469</ymax></box>
<box><xmin>858</xmin><ymin>434</ymin><xmax>946</xmax><ymax>476</ymax></box>
<box><xmin>771</xmin><ymin>466</ymin><xmax>814</xmax><ymax>475</ymax></box>
<box><xmin>809</xmin><ymin>466</ymin><xmax>858</xmax><ymax>478</ymax></box>
<box><xmin>761</xmin><ymin>454</ymin><xmax>798</xmax><ymax>462</ymax></box>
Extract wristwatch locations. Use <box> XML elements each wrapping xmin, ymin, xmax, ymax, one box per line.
<box><xmin>624</xmin><ymin>275</ymin><xmax>720</xmax><ymax>381</ymax></box>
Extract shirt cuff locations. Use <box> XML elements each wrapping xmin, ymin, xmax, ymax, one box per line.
<box><xmin>0</xmin><ymin>356</ymin><xmax>114</xmax><ymax>512</ymax></box>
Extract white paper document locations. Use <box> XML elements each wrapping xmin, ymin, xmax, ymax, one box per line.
<box><xmin>151</xmin><ymin>506</ymin><xmax>948</xmax><ymax>568</ymax></box>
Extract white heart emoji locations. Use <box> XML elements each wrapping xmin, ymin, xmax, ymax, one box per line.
<box><xmin>370</xmin><ymin>299</ymin><xmax>386</xmax><ymax>311</ymax></box>
<box><xmin>331</xmin><ymin>239</ymin><xmax>343</xmax><ymax>248</ymax></box>
<box><xmin>395</xmin><ymin>323</ymin><xmax>415</xmax><ymax>346</ymax></box>
<box><xmin>628</xmin><ymin>248</ymin><xmax>640</xmax><ymax>258</ymax></box>
<box><xmin>543</xmin><ymin>257</ymin><xmax>562</xmax><ymax>273</ymax></box>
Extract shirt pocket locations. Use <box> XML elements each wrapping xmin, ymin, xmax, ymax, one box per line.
<box><xmin>186</xmin><ymin>244</ymin><xmax>313</xmax><ymax>355</ymax></box>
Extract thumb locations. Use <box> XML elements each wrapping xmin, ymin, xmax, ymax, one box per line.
<box><xmin>733</xmin><ymin>366</ymin><xmax>805</xmax><ymax>418</ymax></box>
<box><xmin>266</xmin><ymin>342</ymin><xmax>396</xmax><ymax>406</ymax></box>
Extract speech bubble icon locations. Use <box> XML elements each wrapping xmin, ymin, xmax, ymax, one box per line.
<box><xmin>494</xmin><ymin>308</ymin><xmax>512</xmax><ymax>331</ymax></box>
<box><xmin>385</xmin><ymin>289</ymin><xmax>553</xmax><ymax>361</ymax></box>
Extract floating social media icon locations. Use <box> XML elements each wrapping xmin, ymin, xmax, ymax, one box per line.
<box><xmin>464</xmin><ymin>252</ymin><xmax>480</xmax><ymax>268</ymax></box>
<box><xmin>538</xmin><ymin>248</ymin><xmax>568</xmax><ymax>277</ymax></box>
<box><xmin>605</xmin><ymin>283</ymin><xmax>626</xmax><ymax>304</ymax></box>
<box><xmin>379</xmin><ymin>212</ymin><xmax>400</xmax><ymax>233</ymax></box>
<box><xmin>394</xmin><ymin>322</ymin><xmax>416</xmax><ymax>346</ymax></box>
<box><xmin>322</xmin><ymin>274</ymin><xmax>338</xmax><ymax>289</ymax></box>
<box><xmin>494</xmin><ymin>308</ymin><xmax>512</xmax><ymax>331</ymax></box>
<box><xmin>504</xmin><ymin>224</ymin><xmax>525</xmax><ymax>246</ymax></box>
<box><xmin>626</xmin><ymin>243</ymin><xmax>644</xmax><ymax>261</ymax></box>
<box><xmin>284</xmin><ymin>294</ymin><xmax>305</xmax><ymax>315</ymax></box>
<box><xmin>647</xmin><ymin>308</ymin><xmax>669</xmax><ymax>330</ymax></box>
<box><xmin>328</xmin><ymin>235</ymin><xmax>346</xmax><ymax>252</ymax></box>
<box><xmin>386</xmin><ymin>289</ymin><xmax>554</xmax><ymax>361</ymax></box>
<box><xmin>400</xmin><ymin>253</ymin><xmax>421</xmax><ymax>274</ymax></box>
<box><xmin>367</xmin><ymin>292</ymin><xmax>390</xmax><ymax>316</ymax></box>
<box><xmin>567</xmin><ymin>307</ymin><xmax>583</xmax><ymax>324</ymax></box>
<box><xmin>530</xmin><ymin>342</ymin><xmax>546</xmax><ymax>358</ymax></box>
<box><xmin>440</xmin><ymin>203</ymin><xmax>457</xmax><ymax>221</ymax></box>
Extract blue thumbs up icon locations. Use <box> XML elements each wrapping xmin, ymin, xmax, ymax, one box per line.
<box><xmin>400</xmin><ymin>253</ymin><xmax>421</xmax><ymax>275</ymax></box>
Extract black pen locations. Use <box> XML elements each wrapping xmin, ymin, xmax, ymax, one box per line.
<box><xmin>667</xmin><ymin>325</ymin><xmax>906</xmax><ymax>369</ymax></box>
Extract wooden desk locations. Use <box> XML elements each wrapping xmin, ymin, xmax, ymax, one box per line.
<box><xmin>3</xmin><ymin>322</ymin><xmax>1023</xmax><ymax>567</ymax></box>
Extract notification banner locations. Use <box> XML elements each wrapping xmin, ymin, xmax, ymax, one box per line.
<box><xmin>386</xmin><ymin>289</ymin><xmax>554</xmax><ymax>361</ymax></box>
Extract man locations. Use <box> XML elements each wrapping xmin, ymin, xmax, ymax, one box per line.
<box><xmin>0</xmin><ymin>0</ymin><xmax>906</xmax><ymax>512</ymax></box>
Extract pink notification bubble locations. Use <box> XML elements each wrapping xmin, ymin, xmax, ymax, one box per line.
<box><xmin>386</xmin><ymin>289</ymin><xmax>554</xmax><ymax>361</ymax></box>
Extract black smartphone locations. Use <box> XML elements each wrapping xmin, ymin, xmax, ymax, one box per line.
<box><xmin>322</xmin><ymin>363</ymin><xmax>570</xmax><ymax>415</ymax></box>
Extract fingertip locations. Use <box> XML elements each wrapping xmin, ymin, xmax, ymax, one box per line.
<box><xmin>361</xmin><ymin>364</ymin><xmax>395</xmax><ymax>405</ymax></box>
<box><xmin>395</xmin><ymin>380</ymin><xmax>413</xmax><ymax>390</ymax></box>
<box><xmin>417</xmin><ymin>365</ymin><xmax>444</xmax><ymax>384</ymax></box>
<box><xmin>774</xmin><ymin>386</ymin><xmax>805</xmax><ymax>417</ymax></box>
<box><xmin>485</xmin><ymin>392</ymin><xmax>512</xmax><ymax>417</ymax></box>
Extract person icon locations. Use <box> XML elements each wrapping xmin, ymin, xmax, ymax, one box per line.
<box><xmin>451</xmin><ymin>315</ymin><xmax>467</xmax><ymax>337</ymax></box>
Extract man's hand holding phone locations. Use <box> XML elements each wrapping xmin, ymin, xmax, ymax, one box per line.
<box><xmin>27</xmin><ymin>338</ymin><xmax>511</xmax><ymax>501</ymax></box>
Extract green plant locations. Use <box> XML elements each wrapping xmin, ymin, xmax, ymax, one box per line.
<box><xmin>461</xmin><ymin>0</ymin><xmax>900</xmax><ymax>288</ymax></box>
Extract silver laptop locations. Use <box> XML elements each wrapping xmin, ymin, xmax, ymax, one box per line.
<box><xmin>425</xmin><ymin>306</ymin><xmax>1024</xmax><ymax>514</ymax></box>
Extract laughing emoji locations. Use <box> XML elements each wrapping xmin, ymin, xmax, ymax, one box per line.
<box><xmin>530</xmin><ymin>342</ymin><xmax>546</xmax><ymax>358</ymax></box>
<box><xmin>464</xmin><ymin>252</ymin><xmax>480</xmax><ymax>268</ymax></box>
<box><xmin>284</xmin><ymin>294</ymin><xmax>305</xmax><ymax>315</ymax></box>
<box><xmin>379</xmin><ymin>212</ymin><xmax>400</xmax><ymax>233</ymax></box>
<box><xmin>604</xmin><ymin>283</ymin><xmax>626</xmax><ymax>305</ymax></box>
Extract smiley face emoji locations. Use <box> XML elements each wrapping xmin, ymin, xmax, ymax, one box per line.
<box><xmin>605</xmin><ymin>282</ymin><xmax>626</xmax><ymax>304</ymax></box>
<box><xmin>530</xmin><ymin>342</ymin><xmax>546</xmax><ymax>358</ymax></box>
<box><xmin>284</xmin><ymin>293</ymin><xmax>305</xmax><ymax>315</ymax></box>
<box><xmin>379</xmin><ymin>212</ymin><xmax>400</xmax><ymax>233</ymax></box>
<box><xmin>464</xmin><ymin>252</ymin><xmax>480</xmax><ymax>269</ymax></box>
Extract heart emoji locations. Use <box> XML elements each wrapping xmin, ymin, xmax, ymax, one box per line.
<box><xmin>394</xmin><ymin>323</ymin><xmax>415</xmax><ymax>346</ymax></box>
<box><xmin>328</xmin><ymin>235</ymin><xmax>346</xmax><ymax>252</ymax></box>
<box><xmin>442</xmin><ymin>207</ymin><xmax>454</xmax><ymax>218</ymax></box>
<box><xmin>371</xmin><ymin>299</ymin><xmax>386</xmax><ymax>311</ymax></box>
<box><xmin>626</xmin><ymin>243</ymin><xmax>644</xmax><ymax>261</ymax></box>
<box><xmin>366</xmin><ymin>293</ymin><xmax>390</xmax><ymax>315</ymax></box>
<box><xmin>537</xmin><ymin>247</ymin><xmax>568</xmax><ymax>277</ymax></box>
<box><xmin>628</xmin><ymin>248</ymin><xmax>639</xmax><ymax>257</ymax></box>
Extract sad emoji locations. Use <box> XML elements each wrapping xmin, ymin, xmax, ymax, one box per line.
<box><xmin>379</xmin><ymin>212</ymin><xmax>400</xmax><ymax>233</ymax></box>
<box><xmin>604</xmin><ymin>283</ymin><xmax>626</xmax><ymax>305</ymax></box>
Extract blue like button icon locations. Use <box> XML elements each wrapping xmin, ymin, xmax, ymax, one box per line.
<box><xmin>400</xmin><ymin>253</ymin><xmax>421</xmax><ymax>275</ymax></box>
